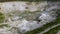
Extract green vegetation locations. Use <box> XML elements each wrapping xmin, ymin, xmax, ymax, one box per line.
<box><xmin>43</xmin><ymin>25</ymin><xmax>60</xmax><ymax>34</ymax></box>
<box><xmin>0</xmin><ymin>0</ymin><xmax>46</xmax><ymax>2</ymax></box>
<box><xmin>0</xmin><ymin>24</ymin><xmax>9</xmax><ymax>28</ymax></box>
<box><xmin>43</xmin><ymin>8</ymin><xmax>60</xmax><ymax>34</ymax></box>
<box><xmin>0</xmin><ymin>12</ymin><xmax>5</xmax><ymax>23</ymax></box>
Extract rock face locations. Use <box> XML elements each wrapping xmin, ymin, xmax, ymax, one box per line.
<box><xmin>0</xmin><ymin>1</ymin><xmax>59</xmax><ymax>34</ymax></box>
<box><xmin>0</xmin><ymin>1</ymin><xmax>47</xmax><ymax>13</ymax></box>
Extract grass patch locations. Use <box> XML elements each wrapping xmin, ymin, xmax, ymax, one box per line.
<box><xmin>0</xmin><ymin>0</ymin><xmax>46</xmax><ymax>2</ymax></box>
<box><xmin>43</xmin><ymin>25</ymin><xmax>60</xmax><ymax>34</ymax></box>
<box><xmin>0</xmin><ymin>12</ymin><xmax>5</xmax><ymax>23</ymax></box>
<box><xmin>0</xmin><ymin>24</ymin><xmax>9</xmax><ymax>28</ymax></box>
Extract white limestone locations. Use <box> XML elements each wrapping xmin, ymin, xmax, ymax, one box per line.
<box><xmin>0</xmin><ymin>1</ymin><xmax>58</xmax><ymax>34</ymax></box>
<box><xmin>0</xmin><ymin>1</ymin><xmax>47</xmax><ymax>13</ymax></box>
